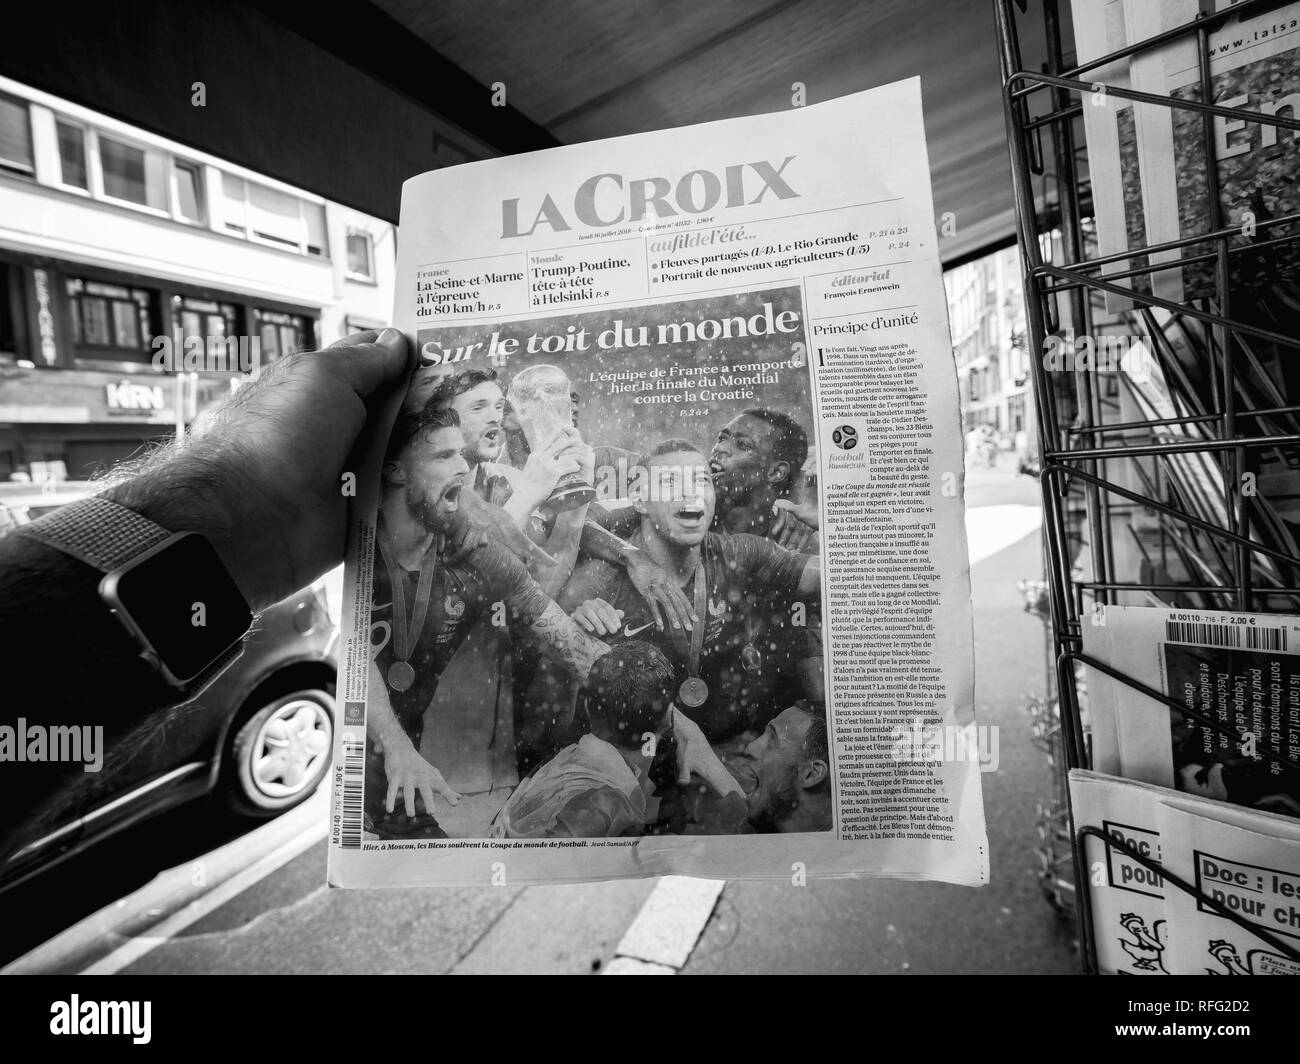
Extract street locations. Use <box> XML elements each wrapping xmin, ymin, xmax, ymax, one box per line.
<box><xmin>4</xmin><ymin>460</ymin><xmax>1080</xmax><ymax>974</ymax></box>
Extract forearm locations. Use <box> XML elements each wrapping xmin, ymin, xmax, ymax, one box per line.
<box><xmin>367</xmin><ymin>660</ymin><xmax>414</xmax><ymax>751</ymax></box>
<box><xmin>0</xmin><ymin>509</ymin><xmax>190</xmax><ymax>858</ymax></box>
<box><xmin>504</xmin><ymin>487</ymin><xmax>547</xmax><ymax>532</ymax></box>
<box><xmin>579</xmin><ymin>520</ymin><xmax>638</xmax><ymax>568</ymax></box>
<box><xmin>537</xmin><ymin>506</ymin><xmax>587</xmax><ymax>598</ymax></box>
<box><xmin>529</xmin><ymin>601</ymin><xmax>611</xmax><ymax>680</ymax></box>
<box><xmin>797</xmin><ymin>555</ymin><xmax>822</xmax><ymax>597</ymax></box>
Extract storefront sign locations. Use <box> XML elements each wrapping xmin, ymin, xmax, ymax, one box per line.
<box><xmin>105</xmin><ymin>382</ymin><xmax>166</xmax><ymax>411</ymax></box>
<box><xmin>33</xmin><ymin>269</ymin><xmax>58</xmax><ymax>366</ymax></box>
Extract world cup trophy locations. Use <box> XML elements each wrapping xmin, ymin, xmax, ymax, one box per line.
<box><xmin>506</xmin><ymin>363</ymin><xmax>595</xmax><ymax>511</ymax></box>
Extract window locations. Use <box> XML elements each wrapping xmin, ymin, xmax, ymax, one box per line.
<box><xmin>99</xmin><ymin>135</ymin><xmax>167</xmax><ymax>210</ymax></box>
<box><xmin>57</xmin><ymin>121</ymin><xmax>88</xmax><ymax>189</ymax></box>
<box><xmin>173</xmin><ymin>295</ymin><xmax>240</xmax><ymax>346</ymax></box>
<box><xmin>304</xmin><ymin>202</ymin><xmax>327</xmax><ymax>257</ymax></box>
<box><xmin>0</xmin><ymin>263</ymin><xmax>19</xmax><ymax>357</ymax></box>
<box><xmin>221</xmin><ymin>173</ymin><xmax>247</xmax><ymax>235</ymax></box>
<box><xmin>346</xmin><ymin>230</ymin><xmax>374</xmax><ymax>279</ymax></box>
<box><xmin>67</xmin><ymin>277</ymin><xmax>157</xmax><ymax>364</ymax></box>
<box><xmin>255</xmin><ymin>309</ymin><xmax>314</xmax><ymax>362</ymax></box>
<box><xmin>248</xmin><ymin>182</ymin><xmax>303</xmax><ymax>248</ymax></box>
<box><xmin>221</xmin><ymin>175</ymin><xmax>327</xmax><ymax>256</ymax></box>
<box><xmin>0</xmin><ymin>93</ymin><xmax>33</xmax><ymax>176</ymax></box>
<box><xmin>172</xmin><ymin>160</ymin><xmax>204</xmax><ymax>224</ymax></box>
<box><xmin>1008</xmin><ymin>393</ymin><xmax>1026</xmax><ymax>434</ymax></box>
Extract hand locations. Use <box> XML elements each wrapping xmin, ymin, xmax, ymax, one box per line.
<box><xmin>567</xmin><ymin>437</ymin><xmax>596</xmax><ymax>486</ymax></box>
<box><xmin>571</xmin><ymin>598</ymin><xmax>625</xmax><ymax>636</ymax></box>
<box><xmin>671</xmin><ymin>707</ymin><xmax>743</xmax><ymax>796</ymax></box>
<box><xmin>104</xmin><ymin>329</ymin><xmax>412</xmax><ymax>610</ymax></box>
<box><xmin>448</xmin><ymin>488</ymin><xmax>557</xmax><ymax>569</ymax></box>
<box><xmin>383</xmin><ymin>738</ymin><xmax>461</xmax><ymax>817</ymax></box>
<box><xmin>519</xmin><ymin>428</ymin><xmax>583</xmax><ymax>507</ymax></box>
<box><xmin>771</xmin><ymin>500</ymin><xmax>817</xmax><ymax>551</ymax></box>
<box><xmin>625</xmin><ymin>551</ymin><xmax>697</xmax><ymax>631</ymax></box>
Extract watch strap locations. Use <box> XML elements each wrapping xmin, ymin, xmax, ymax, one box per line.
<box><xmin>16</xmin><ymin>496</ymin><xmax>172</xmax><ymax>571</ymax></box>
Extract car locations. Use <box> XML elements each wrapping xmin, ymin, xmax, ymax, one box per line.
<box><xmin>0</xmin><ymin>491</ymin><xmax>339</xmax><ymax>892</ymax></box>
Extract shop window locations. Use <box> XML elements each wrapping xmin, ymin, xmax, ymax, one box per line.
<box><xmin>67</xmin><ymin>277</ymin><xmax>157</xmax><ymax>365</ymax></box>
<box><xmin>0</xmin><ymin>262</ymin><xmax>19</xmax><ymax>358</ymax></box>
<box><xmin>255</xmin><ymin>309</ymin><xmax>314</xmax><ymax>362</ymax></box>
<box><xmin>172</xmin><ymin>295</ymin><xmax>242</xmax><ymax>362</ymax></box>
<box><xmin>0</xmin><ymin>93</ymin><xmax>34</xmax><ymax>177</ymax></box>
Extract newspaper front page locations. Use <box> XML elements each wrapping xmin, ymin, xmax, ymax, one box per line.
<box><xmin>1070</xmin><ymin>769</ymin><xmax>1300</xmax><ymax>974</ymax></box>
<box><xmin>328</xmin><ymin>78</ymin><xmax>987</xmax><ymax>887</ymax></box>
<box><xmin>1084</xmin><ymin>604</ymin><xmax>1300</xmax><ymax>820</ymax></box>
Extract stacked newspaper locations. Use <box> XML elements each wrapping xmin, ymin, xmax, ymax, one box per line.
<box><xmin>1070</xmin><ymin>0</ymin><xmax>1300</xmax><ymax>308</ymax></box>
<box><xmin>1084</xmin><ymin>603</ymin><xmax>1300</xmax><ymax>820</ymax></box>
<box><xmin>1071</xmin><ymin>769</ymin><xmax>1300</xmax><ymax>974</ymax></box>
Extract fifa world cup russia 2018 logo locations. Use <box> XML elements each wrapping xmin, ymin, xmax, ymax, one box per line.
<box><xmin>831</xmin><ymin>424</ymin><xmax>858</xmax><ymax>450</ymax></box>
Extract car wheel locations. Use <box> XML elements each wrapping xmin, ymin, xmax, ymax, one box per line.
<box><xmin>223</xmin><ymin>690</ymin><xmax>334</xmax><ymax>817</ymax></box>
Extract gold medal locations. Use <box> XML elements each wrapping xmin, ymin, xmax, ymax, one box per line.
<box><xmin>377</xmin><ymin>523</ymin><xmax>437</xmax><ymax>699</ymax></box>
<box><xmin>678</xmin><ymin>677</ymin><xmax>709</xmax><ymax>707</ymax></box>
<box><xmin>741</xmin><ymin>642</ymin><xmax>763</xmax><ymax>674</ymax></box>
<box><xmin>388</xmin><ymin>660</ymin><xmax>415</xmax><ymax>692</ymax></box>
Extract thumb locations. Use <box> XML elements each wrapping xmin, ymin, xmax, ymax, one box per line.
<box><xmin>318</xmin><ymin>328</ymin><xmax>412</xmax><ymax>400</ymax></box>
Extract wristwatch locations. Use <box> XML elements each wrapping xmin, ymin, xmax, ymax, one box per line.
<box><xmin>17</xmin><ymin>496</ymin><xmax>253</xmax><ymax>690</ymax></box>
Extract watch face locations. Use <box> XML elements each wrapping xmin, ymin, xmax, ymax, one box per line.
<box><xmin>104</xmin><ymin>533</ymin><xmax>252</xmax><ymax>684</ymax></box>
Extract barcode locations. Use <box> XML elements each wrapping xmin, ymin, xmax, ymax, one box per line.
<box><xmin>1164</xmin><ymin>620</ymin><xmax>1288</xmax><ymax>652</ymax></box>
<box><xmin>339</xmin><ymin>736</ymin><xmax>364</xmax><ymax>850</ymax></box>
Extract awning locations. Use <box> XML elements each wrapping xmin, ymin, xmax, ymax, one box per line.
<box><xmin>6</xmin><ymin>0</ymin><xmax>1056</xmax><ymax>265</ymax></box>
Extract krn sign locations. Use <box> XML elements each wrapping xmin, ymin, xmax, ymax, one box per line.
<box><xmin>105</xmin><ymin>381</ymin><xmax>166</xmax><ymax>411</ymax></box>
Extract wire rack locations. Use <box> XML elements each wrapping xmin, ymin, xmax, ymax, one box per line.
<box><xmin>993</xmin><ymin>0</ymin><xmax>1300</xmax><ymax>972</ymax></box>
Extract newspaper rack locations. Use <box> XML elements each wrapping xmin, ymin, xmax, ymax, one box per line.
<box><xmin>994</xmin><ymin>0</ymin><xmax>1300</xmax><ymax>972</ymax></box>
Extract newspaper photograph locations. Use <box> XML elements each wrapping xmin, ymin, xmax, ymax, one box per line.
<box><xmin>1084</xmin><ymin>604</ymin><xmax>1300</xmax><ymax>819</ymax></box>
<box><xmin>328</xmin><ymin>78</ymin><xmax>987</xmax><ymax>888</ymax></box>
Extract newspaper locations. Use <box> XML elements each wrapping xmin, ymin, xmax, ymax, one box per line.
<box><xmin>1070</xmin><ymin>769</ymin><xmax>1300</xmax><ymax>974</ymax></box>
<box><xmin>327</xmin><ymin>78</ymin><xmax>987</xmax><ymax>888</ymax></box>
<box><xmin>1124</xmin><ymin>0</ymin><xmax>1300</xmax><ymax>304</ymax></box>
<box><xmin>1084</xmin><ymin>604</ymin><xmax>1300</xmax><ymax>819</ymax></box>
<box><xmin>1070</xmin><ymin>0</ymin><xmax>1151</xmax><ymax>311</ymax></box>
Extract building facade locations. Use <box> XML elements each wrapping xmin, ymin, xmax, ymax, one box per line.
<box><xmin>944</xmin><ymin>245</ymin><xmax>1030</xmax><ymax>437</ymax></box>
<box><xmin>0</xmin><ymin>76</ymin><xmax>395</xmax><ymax>480</ymax></box>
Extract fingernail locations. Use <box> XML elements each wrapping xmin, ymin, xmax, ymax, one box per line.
<box><xmin>376</xmin><ymin>327</ymin><xmax>402</xmax><ymax>346</ymax></box>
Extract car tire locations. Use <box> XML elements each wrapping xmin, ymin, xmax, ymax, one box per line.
<box><xmin>222</xmin><ymin>689</ymin><xmax>335</xmax><ymax>817</ymax></box>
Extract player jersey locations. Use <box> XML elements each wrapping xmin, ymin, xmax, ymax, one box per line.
<box><xmin>370</xmin><ymin>526</ymin><xmax>552</xmax><ymax>747</ymax></box>
<box><xmin>560</xmin><ymin>531</ymin><xmax>811</xmax><ymax>740</ymax></box>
